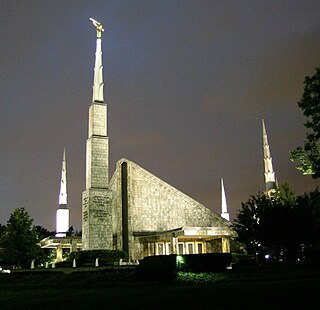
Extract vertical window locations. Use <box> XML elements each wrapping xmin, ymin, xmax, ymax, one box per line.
<box><xmin>156</xmin><ymin>242</ymin><xmax>165</xmax><ymax>255</ymax></box>
<box><xmin>197</xmin><ymin>243</ymin><xmax>203</xmax><ymax>254</ymax></box>
<box><xmin>187</xmin><ymin>243</ymin><xmax>194</xmax><ymax>254</ymax></box>
<box><xmin>178</xmin><ymin>243</ymin><xmax>184</xmax><ymax>254</ymax></box>
<box><xmin>166</xmin><ymin>243</ymin><xmax>171</xmax><ymax>255</ymax></box>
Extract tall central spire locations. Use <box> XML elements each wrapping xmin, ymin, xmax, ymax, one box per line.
<box><xmin>82</xmin><ymin>19</ymin><xmax>112</xmax><ymax>251</ymax></box>
<box><xmin>90</xmin><ymin>18</ymin><xmax>104</xmax><ymax>103</ymax></box>
<box><xmin>86</xmin><ymin>18</ymin><xmax>109</xmax><ymax>188</ymax></box>
<box><xmin>262</xmin><ymin>119</ymin><xmax>277</xmax><ymax>194</ymax></box>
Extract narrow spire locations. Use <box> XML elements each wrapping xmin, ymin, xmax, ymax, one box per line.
<box><xmin>58</xmin><ymin>148</ymin><xmax>67</xmax><ymax>206</ymax></box>
<box><xmin>90</xmin><ymin>18</ymin><xmax>104</xmax><ymax>103</ymax></box>
<box><xmin>221</xmin><ymin>178</ymin><xmax>230</xmax><ymax>221</ymax></box>
<box><xmin>56</xmin><ymin>148</ymin><xmax>70</xmax><ymax>237</ymax></box>
<box><xmin>262</xmin><ymin>119</ymin><xmax>276</xmax><ymax>194</ymax></box>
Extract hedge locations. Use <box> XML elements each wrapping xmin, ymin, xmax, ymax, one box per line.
<box><xmin>136</xmin><ymin>253</ymin><xmax>232</xmax><ymax>281</ymax></box>
<box><xmin>69</xmin><ymin>250</ymin><xmax>128</xmax><ymax>266</ymax></box>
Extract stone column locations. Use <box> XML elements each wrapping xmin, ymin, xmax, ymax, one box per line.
<box><xmin>222</xmin><ymin>237</ymin><xmax>230</xmax><ymax>253</ymax></box>
<box><xmin>70</xmin><ymin>238</ymin><xmax>77</xmax><ymax>253</ymax></box>
<box><xmin>56</xmin><ymin>245</ymin><xmax>63</xmax><ymax>263</ymax></box>
<box><xmin>171</xmin><ymin>237</ymin><xmax>177</xmax><ymax>254</ymax></box>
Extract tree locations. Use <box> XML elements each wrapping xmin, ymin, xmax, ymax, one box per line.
<box><xmin>233</xmin><ymin>193</ymin><xmax>272</xmax><ymax>256</ymax></box>
<box><xmin>0</xmin><ymin>208</ymin><xmax>41</xmax><ymax>268</ymax></box>
<box><xmin>66</xmin><ymin>225</ymin><xmax>75</xmax><ymax>236</ymax></box>
<box><xmin>34</xmin><ymin>225</ymin><xmax>55</xmax><ymax>265</ymax></box>
<box><xmin>234</xmin><ymin>185</ymin><xmax>320</xmax><ymax>262</ymax></box>
<box><xmin>34</xmin><ymin>225</ymin><xmax>53</xmax><ymax>240</ymax></box>
<box><xmin>0</xmin><ymin>224</ymin><xmax>7</xmax><ymax>264</ymax></box>
<box><xmin>290</xmin><ymin>68</ymin><xmax>320</xmax><ymax>178</ymax></box>
<box><xmin>233</xmin><ymin>185</ymin><xmax>299</xmax><ymax>261</ymax></box>
<box><xmin>296</xmin><ymin>188</ymin><xmax>320</xmax><ymax>245</ymax></box>
<box><xmin>0</xmin><ymin>224</ymin><xmax>6</xmax><ymax>241</ymax></box>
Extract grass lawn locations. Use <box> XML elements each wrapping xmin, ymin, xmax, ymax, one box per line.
<box><xmin>0</xmin><ymin>264</ymin><xmax>319</xmax><ymax>309</ymax></box>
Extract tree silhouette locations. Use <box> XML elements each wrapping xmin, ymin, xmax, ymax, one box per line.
<box><xmin>0</xmin><ymin>208</ymin><xmax>40</xmax><ymax>268</ymax></box>
<box><xmin>290</xmin><ymin>68</ymin><xmax>320</xmax><ymax>178</ymax></box>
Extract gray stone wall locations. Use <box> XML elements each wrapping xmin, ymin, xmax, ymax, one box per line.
<box><xmin>86</xmin><ymin>136</ymin><xmax>109</xmax><ymax>188</ymax></box>
<box><xmin>126</xmin><ymin>159</ymin><xmax>227</xmax><ymax>230</ymax></box>
<box><xmin>110</xmin><ymin>158</ymin><xmax>232</xmax><ymax>259</ymax></box>
<box><xmin>109</xmin><ymin>167</ymin><xmax>123</xmax><ymax>250</ymax></box>
<box><xmin>86</xmin><ymin>103</ymin><xmax>109</xmax><ymax>189</ymax></box>
<box><xmin>88</xmin><ymin>103</ymin><xmax>107</xmax><ymax>137</ymax></box>
<box><xmin>82</xmin><ymin>102</ymin><xmax>111</xmax><ymax>250</ymax></box>
<box><xmin>82</xmin><ymin>188</ymin><xmax>113</xmax><ymax>250</ymax></box>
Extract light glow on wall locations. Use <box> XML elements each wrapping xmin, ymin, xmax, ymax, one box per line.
<box><xmin>176</xmin><ymin>255</ymin><xmax>185</xmax><ymax>269</ymax></box>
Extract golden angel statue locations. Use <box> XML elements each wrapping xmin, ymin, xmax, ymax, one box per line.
<box><xmin>89</xmin><ymin>18</ymin><xmax>104</xmax><ymax>38</ymax></box>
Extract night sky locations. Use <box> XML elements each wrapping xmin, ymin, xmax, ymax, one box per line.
<box><xmin>0</xmin><ymin>0</ymin><xmax>319</xmax><ymax>231</ymax></box>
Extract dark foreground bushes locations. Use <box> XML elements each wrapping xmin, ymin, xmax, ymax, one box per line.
<box><xmin>305</xmin><ymin>246</ymin><xmax>320</xmax><ymax>265</ymax></box>
<box><xmin>68</xmin><ymin>250</ymin><xmax>127</xmax><ymax>266</ymax></box>
<box><xmin>136</xmin><ymin>253</ymin><xmax>232</xmax><ymax>281</ymax></box>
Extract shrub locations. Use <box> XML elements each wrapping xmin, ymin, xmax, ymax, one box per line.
<box><xmin>176</xmin><ymin>272</ymin><xmax>225</xmax><ymax>284</ymax></box>
<box><xmin>55</xmin><ymin>260</ymin><xmax>72</xmax><ymax>268</ymax></box>
<box><xmin>69</xmin><ymin>250</ymin><xmax>127</xmax><ymax>266</ymax></box>
<box><xmin>305</xmin><ymin>245</ymin><xmax>320</xmax><ymax>266</ymax></box>
<box><xmin>136</xmin><ymin>253</ymin><xmax>232</xmax><ymax>281</ymax></box>
<box><xmin>136</xmin><ymin>255</ymin><xmax>176</xmax><ymax>281</ymax></box>
<box><xmin>177</xmin><ymin>253</ymin><xmax>232</xmax><ymax>273</ymax></box>
<box><xmin>232</xmin><ymin>253</ymin><xmax>256</xmax><ymax>266</ymax></box>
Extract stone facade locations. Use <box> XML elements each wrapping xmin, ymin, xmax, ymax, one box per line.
<box><xmin>80</xmin><ymin>26</ymin><xmax>235</xmax><ymax>257</ymax></box>
<box><xmin>109</xmin><ymin>158</ymin><xmax>234</xmax><ymax>260</ymax></box>
<box><xmin>86</xmin><ymin>102</ymin><xmax>109</xmax><ymax>188</ymax></box>
<box><xmin>82</xmin><ymin>101</ymin><xmax>112</xmax><ymax>250</ymax></box>
<box><xmin>82</xmin><ymin>188</ymin><xmax>113</xmax><ymax>250</ymax></box>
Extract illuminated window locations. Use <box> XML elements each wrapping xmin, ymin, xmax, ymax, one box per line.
<box><xmin>186</xmin><ymin>242</ymin><xmax>194</xmax><ymax>254</ymax></box>
<box><xmin>177</xmin><ymin>243</ymin><xmax>184</xmax><ymax>254</ymax></box>
<box><xmin>166</xmin><ymin>243</ymin><xmax>171</xmax><ymax>255</ymax></box>
<box><xmin>156</xmin><ymin>242</ymin><xmax>165</xmax><ymax>255</ymax></box>
<box><xmin>197</xmin><ymin>243</ymin><xmax>203</xmax><ymax>254</ymax></box>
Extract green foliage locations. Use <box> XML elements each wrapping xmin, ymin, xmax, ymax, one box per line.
<box><xmin>65</xmin><ymin>226</ymin><xmax>82</xmax><ymax>237</ymax></box>
<box><xmin>69</xmin><ymin>249</ymin><xmax>127</xmax><ymax>266</ymax></box>
<box><xmin>272</xmin><ymin>183</ymin><xmax>296</xmax><ymax>205</ymax></box>
<box><xmin>234</xmin><ymin>187</ymin><xmax>320</xmax><ymax>262</ymax></box>
<box><xmin>0</xmin><ymin>208</ymin><xmax>41</xmax><ymax>268</ymax></box>
<box><xmin>137</xmin><ymin>254</ymin><xmax>232</xmax><ymax>281</ymax></box>
<box><xmin>66</xmin><ymin>226</ymin><xmax>76</xmax><ymax>236</ymax></box>
<box><xmin>290</xmin><ymin>68</ymin><xmax>320</xmax><ymax>178</ymax></box>
<box><xmin>176</xmin><ymin>272</ymin><xmax>225</xmax><ymax>284</ymax></box>
<box><xmin>296</xmin><ymin>189</ymin><xmax>320</xmax><ymax>244</ymax></box>
<box><xmin>34</xmin><ymin>225</ymin><xmax>53</xmax><ymax>240</ymax></box>
<box><xmin>233</xmin><ymin>192</ymin><xmax>273</xmax><ymax>255</ymax></box>
<box><xmin>33</xmin><ymin>225</ymin><xmax>54</xmax><ymax>266</ymax></box>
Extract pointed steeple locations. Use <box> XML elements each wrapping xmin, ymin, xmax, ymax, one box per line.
<box><xmin>262</xmin><ymin>119</ymin><xmax>276</xmax><ymax>194</ymax></box>
<box><xmin>56</xmin><ymin>148</ymin><xmax>70</xmax><ymax>237</ymax></box>
<box><xmin>82</xmin><ymin>19</ymin><xmax>111</xmax><ymax>250</ymax></box>
<box><xmin>90</xmin><ymin>18</ymin><xmax>104</xmax><ymax>103</ymax></box>
<box><xmin>58</xmin><ymin>148</ymin><xmax>67</xmax><ymax>206</ymax></box>
<box><xmin>221</xmin><ymin>178</ymin><xmax>230</xmax><ymax>221</ymax></box>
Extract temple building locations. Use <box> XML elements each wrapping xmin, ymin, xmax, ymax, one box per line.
<box><xmin>81</xmin><ymin>19</ymin><xmax>235</xmax><ymax>261</ymax></box>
